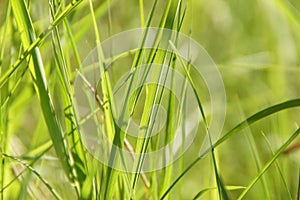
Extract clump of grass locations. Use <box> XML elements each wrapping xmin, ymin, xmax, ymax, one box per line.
<box><xmin>1</xmin><ymin>0</ymin><xmax>300</xmax><ymax>199</ymax></box>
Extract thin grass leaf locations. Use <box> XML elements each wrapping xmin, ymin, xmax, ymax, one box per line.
<box><xmin>245</xmin><ymin>131</ymin><xmax>270</xmax><ymax>199</ymax></box>
<box><xmin>72</xmin><ymin>1</ymin><xmax>113</xmax><ymax>44</ymax></box>
<box><xmin>237</xmin><ymin>128</ymin><xmax>300</xmax><ymax>199</ymax></box>
<box><xmin>235</xmin><ymin>99</ymin><xmax>270</xmax><ymax>199</ymax></box>
<box><xmin>86</xmin><ymin>1</ymin><xmax>126</xmax><ymax>199</ymax></box>
<box><xmin>132</xmin><ymin>1</ymin><xmax>181</xmax><ymax>194</ymax></box>
<box><xmin>159</xmin><ymin>2</ymin><xmax>186</xmax><ymax>198</ymax></box>
<box><xmin>169</xmin><ymin>40</ymin><xmax>229</xmax><ymax>200</ymax></box>
<box><xmin>63</xmin><ymin>19</ymin><xmax>81</xmax><ymax>68</ymax></box>
<box><xmin>0</xmin><ymin>0</ymin><xmax>85</xmax><ymax>88</ymax></box>
<box><xmin>0</xmin><ymin>9</ymin><xmax>12</xmax><ymax>200</ymax></box>
<box><xmin>49</xmin><ymin>0</ymin><xmax>90</xmax><ymax>195</ymax></box>
<box><xmin>261</xmin><ymin>131</ymin><xmax>292</xmax><ymax>199</ymax></box>
<box><xmin>11</xmin><ymin>0</ymin><xmax>76</xmax><ymax>184</ymax></box>
<box><xmin>139</xmin><ymin>0</ymin><xmax>145</xmax><ymax>27</ymax></box>
<box><xmin>1</xmin><ymin>151</ymin><xmax>60</xmax><ymax>199</ymax></box>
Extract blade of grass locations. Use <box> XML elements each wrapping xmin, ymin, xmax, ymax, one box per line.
<box><xmin>237</xmin><ymin>128</ymin><xmax>300</xmax><ymax>199</ymax></box>
<box><xmin>234</xmin><ymin>98</ymin><xmax>270</xmax><ymax>199</ymax></box>
<box><xmin>261</xmin><ymin>131</ymin><xmax>292</xmax><ymax>199</ymax></box>
<box><xmin>0</xmin><ymin>3</ymin><xmax>12</xmax><ymax>199</ymax></box>
<box><xmin>169</xmin><ymin>40</ymin><xmax>229</xmax><ymax>200</ymax></box>
<box><xmin>139</xmin><ymin>0</ymin><xmax>145</xmax><ymax>27</ymax></box>
<box><xmin>131</xmin><ymin>0</ymin><xmax>181</xmax><ymax>193</ymax></box>
<box><xmin>11</xmin><ymin>0</ymin><xmax>76</xmax><ymax>185</ymax></box>
<box><xmin>214</xmin><ymin>99</ymin><xmax>300</xmax><ymax>149</ymax></box>
<box><xmin>193</xmin><ymin>186</ymin><xmax>245</xmax><ymax>200</ymax></box>
<box><xmin>86</xmin><ymin>1</ymin><xmax>126</xmax><ymax>199</ymax></box>
<box><xmin>159</xmin><ymin>2</ymin><xmax>186</xmax><ymax>197</ymax></box>
<box><xmin>0</xmin><ymin>0</ymin><xmax>85</xmax><ymax>88</ymax></box>
<box><xmin>273</xmin><ymin>0</ymin><xmax>300</xmax><ymax>30</ymax></box>
<box><xmin>1</xmin><ymin>151</ymin><xmax>61</xmax><ymax>199</ymax></box>
<box><xmin>49</xmin><ymin>0</ymin><xmax>90</xmax><ymax>195</ymax></box>
<box><xmin>72</xmin><ymin>1</ymin><xmax>113</xmax><ymax>45</ymax></box>
<box><xmin>94</xmin><ymin>1</ymin><xmax>160</xmax><ymax>198</ymax></box>
<box><xmin>244</xmin><ymin>129</ymin><xmax>270</xmax><ymax>199</ymax></box>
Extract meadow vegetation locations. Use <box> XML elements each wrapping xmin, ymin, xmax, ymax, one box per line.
<box><xmin>0</xmin><ymin>0</ymin><xmax>300</xmax><ymax>199</ymax></box>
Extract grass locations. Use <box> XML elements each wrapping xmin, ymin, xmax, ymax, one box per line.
<box><xmin>1</xmin><ymin>0</ymin><xmax>300</xmax><ymax>199</ymax></box>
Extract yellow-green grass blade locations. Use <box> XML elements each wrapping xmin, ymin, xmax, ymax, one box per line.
<box><xmin>0</xmin><ymin>142</ymin><xmax>52</xmax><ymax>193</ymax></box>
<box><xmin>87</xmin><ymin>0</ymin><xmax>125</xmax><ymax>199</ymax></box>
<box><xmin>235</xmin><ymin>99</ymin><xmax>270</xmax><ymax>199</ymax></box>
<box><xmin>49</xmin><ymin>1</ymin><xmax>90</xmax><ymax>195</ymax></box>
<box><xmin>131</xmin><ymin>1</ymin><xmax>181</xmax><ymax>193</ymax></box>
<box><xmin>0</xmin><ymin>3</ymin><xmax>12</xmax><ymax>198</ymax></box>
<box><xmin>100</xmin><ymin>1</ymin><xmax>160</xmax><ymax>198</ymax></box>
<box><xmin>139</xmin><ymin>0</ymin><xmax>145</xmax><ymax>27</ymax></box>
<box><xmin>1</xmin><ymin>150</ymin><xmax>61</xmax><ymax>199</ymax></box>
<box><xmin>273</xmin><ymin>0</ymin><xmax>300</xmax><ymax>30</ymax></box>
<box><xmin>11</xmin><ymin>0</ymin><xmax>76</xmax><ymax>185</ymax></box>
<box><xmin>0</xmin><ymin>0</ymin><xmax>85</xmax><ymax>88</ymax></box>
<box><xmin>160</xmin><ymin>3</ymin><xmax>187</xmax><ymax>197</ymax></box>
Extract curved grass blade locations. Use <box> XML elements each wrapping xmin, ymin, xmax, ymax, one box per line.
<box><xmin>193</xmin><ymin>186</ymin><xmax>245</xmax><ymax>200</ymax></box>
<box><xmin>160</xmin><ymin>98</ymin><xmax>300</xmax><ymax>198</ymax></box>
<box><xmin>213</xmin><ymin>98</ymin><xmax>300</xmax><ymax>149</ymax></box>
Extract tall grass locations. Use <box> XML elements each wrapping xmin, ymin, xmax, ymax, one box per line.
<box><xmin>0</xmin><ymin>0</ymin><xmax>300</xmax><ymax>199</ymax></box>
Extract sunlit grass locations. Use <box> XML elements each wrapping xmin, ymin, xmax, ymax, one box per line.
<box><xmin>0</xmin><ymin>0</ymin><xmax>300</xmax><ymax>199</ymax></box>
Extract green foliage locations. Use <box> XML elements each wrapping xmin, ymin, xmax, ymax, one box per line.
<box><xmin>1</xmin><ymin>0</ymin><xmax>300</xmax><ymax>199</ymax></box>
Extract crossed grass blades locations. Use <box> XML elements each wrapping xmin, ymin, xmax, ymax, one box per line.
<box><xmin>1</xmin><ymin>0</ymin><xmax>300</xmax><ymax>199</ymax></box>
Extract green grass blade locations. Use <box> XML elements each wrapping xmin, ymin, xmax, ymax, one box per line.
<box><xmin>169</xmin><ymin>40</ymin><xmax>229</xmax><ymax>200</ymax></box>
<box><xmin>86</xmin><ymin>1</ymin><xmax>124</xmax><ymax>198</ymax></box>
<box><xmin>193</xmin><ymin>186</ymin><xmax>245</xmax><ymax>200</ymax></box>
<box><xmin>0</xmin><ymin>0</ymin><xmax>85</xmax><ymax>88</ymax></box>
<box><xmin>11</xmin><ymin>0</ymin><xmax>76</xmax><ymax>183</ymax></box>
<box><xmin>213</xmin><ymin>99</ymin><xmax>300</xmax><ymax>149</ymax></box>
<box><xmin>139</xmin><ymin>0</ymin><xmax>145</xmax><ymax>27</ymax></box>
<box><xmin>131</xmin><ymin>1</ymin><xmax>181</xmax><ymax>193</ymax></box>
<box><xmin>237</xmin><ymin>128</ymin><xmax>300</xmax><ymax>199</ymax></box>
<box><xmin>0</xmin><ymin>3</ymin><xmax>12</xmax><ymax>199</ymax></box>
